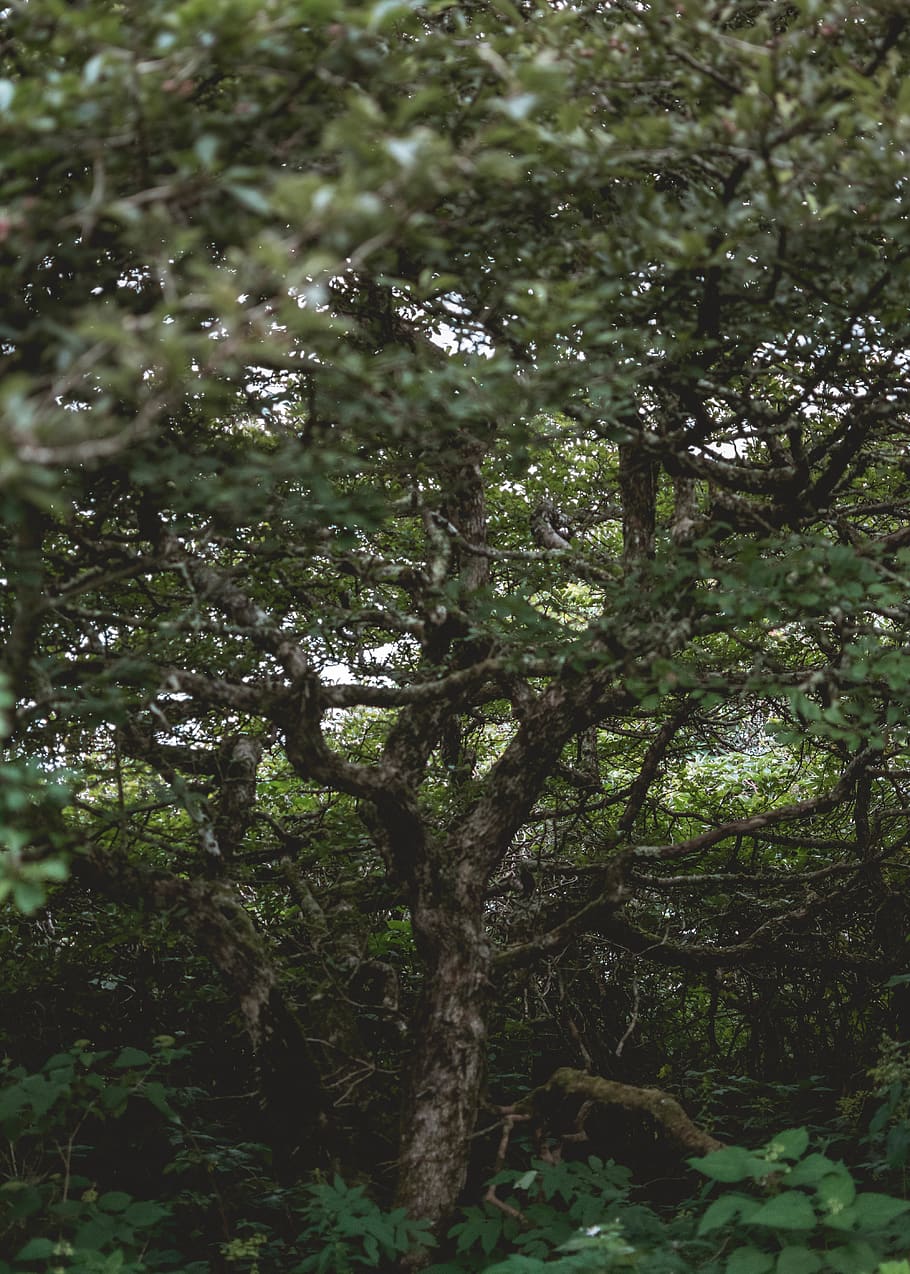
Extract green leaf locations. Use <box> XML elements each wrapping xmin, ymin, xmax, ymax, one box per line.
<box><xmin>99</xmin><ymin>1191</ymin><xmax>133</xmax><ymax>1212</ymax></box>
<box><xmin>12</xmin><ymin>881</ymin><xmax>46</xmax><ymax>915</ymax></box>
<box><xmin>112</xmin><ymin>1047</ymin><xmax>151</xmax><ymax>1069</ymax></box>
<box><xmin>141</xmin><ymin>1081</ymin><xmax>177</xmax><ymax>1119</ymax></box>
<box><xmin>749</xmin><ymin>1192</ymin><xmax>817</xmax><ymax>1231</ymax></box>
<box><xmin>691</xmin><ymin>1147</ymin><xmax>772</xmax><ymax>1183</ymax></box>
<box><xmin>698</xmin><ymin>1192</ymin><xmax>761</xmax><ymax>1235</ymax></box>
<box><xmin>15</xmin><ymin>1238</ymin><xmax>56</xmax><ymax>1260</ymax></box>
<box><xmin>3</xmin><ymin>1183</ymin><xmax>43</xmax><ymax>1220</ymax></box>
<box><xmin>482</xmin><ymin>1258</ymin><xmax>549</xmax><ymax>1274</ymax></box>
<box><xmin>849</xmin><ymin>1192</ymin><xmax>910</xmax><ymax>1229</ymax></box>
<box><xmin>815</xmin><ymin>1172</ymin><xmax>855</xmax><ymax>1215</ymax></box>
<box><xmin>124</xmin><ymin>1199</ymin><xmax>169</xmax><ymax>1227</ymax></box>
<box><xmin>226</xmin><ymin>185</ymin><xmax>272</xmax><ymax>214</ymax></box>
<box><xmin>75</xmin><ymin>1215</ymin><xmax>117</xmax><ymax>1248</ymax></box>
<box><xmin>194</xmin><ymin>135</ymin><xmax>219</xmax><ymax>169</ymax></box>
<box><xmin>39</xmin><ymin>858</ymin><xmax>69</xmax><ymax>882</ymax></box>
<box><xmin>366</xmin><ymin>0</ymin><xmax>418</xmax><ymax>31</ymax></box>
<box><xmin>776</xmin><ymin>1247</ymin><xmax>821</xmax><ymax>1274</ymax></box>
<box><xmin>450</xmin><ymin>1208</ymin><xmax>502</xmax><ymax>1255</ymax></box>
<box><xmin>726</xmin><ymin>1245</ymin><xmax>775</xmax><ymax>1274</ymax></box>
<box><xmin>824</xmin><ymin>1239</ymin><xmax>878</xmax><ymax>1273</ymax></box>
<box><xmin>786</xmin><ymin>1155</ymin><xmax>843</xmax><ymax>1187</ymax></box>
<box><xmin>100</xmin><ymin>1083</ymin><xmax>131</xmax><ymax>1111</ymax></box>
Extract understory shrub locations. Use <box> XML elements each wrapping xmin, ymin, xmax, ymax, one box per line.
<box><xmin>427</xmin><ymin>1128</ymin><xmax>910</xmax><ymax>1274</ymax></box>
<box><xmin>4</xmin><ymin>1046</ymin><xmax>910</xmax><ymax>1274</ymax></box>
<box><xmin>0</xmin><ymin>1040</ymin><xmax>199</xmax><ymax>1274</ymax></box>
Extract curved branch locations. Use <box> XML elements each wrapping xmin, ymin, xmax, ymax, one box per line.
<box><xmin>598</xmin><ymin>913</ymin><xmax>889</xmax><ymax>975</ymax></box>
<box><xmin>319</xmin><ymin>657</ymin><xmax>536</xmax><ymax>709</ymax></box>
<box><xmin>517</xmin><ymin>1068</ymin><xmax>722</xmax><ymax>1158</ymax></box>
<box><xmin>617</xmin><ymin>703</ymin><xmax>691</xmax><ymax>835</ymax></box>
<box><xmin>494</xmin><ymin>855</ymin><xmax>629</xmax><ymax>974</ymax></box>
<box><xmin>632</xmin><ymin>750</ymin><xmax>872</xmax><ymax>861</ymax></box>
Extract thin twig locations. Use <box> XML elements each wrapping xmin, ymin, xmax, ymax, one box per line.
<box><xmin>615</xmin><ymin>979</ymin><xmax>640</xmax><ymax>1058</ymax></box>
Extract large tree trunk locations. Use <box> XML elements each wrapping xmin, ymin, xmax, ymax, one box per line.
<box><xmin>391</xmin><ymin>683</ymin><xmax>620</xmax><ymax>1224</ymax></box>
<box><xmin>395</xmin><ymin>892</ymin><xmax>491</xmax><ymax>1225</ymax></box>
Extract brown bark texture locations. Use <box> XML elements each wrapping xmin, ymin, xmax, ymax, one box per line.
<box><xmin>395</xmin><ymin>900</ymin><xmax>492</xmax><ymax>1224</ymax></box>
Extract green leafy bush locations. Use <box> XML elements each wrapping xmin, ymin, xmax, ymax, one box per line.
<box><xmin>446</xmin><ymin>1158</ymin><xmax>635</xmax><ymax>1263</ymax></box>
<box><xmin>863</xmin><ymin>1037</ymin><xmax>910</xmax><ymax>1179</ymax></box>
<box><xmin>0</xmin><ymin>1040</ymin><xmax>440</xmax><ymax>1274</ymax></box>
<box><xmin>688</xmin><ymin>1128</ymin><xmax>910</xmax><ymax>1274</ymax></box>
<box><xmin>427</xmin><ymin>1129</ymin><xmax>910</xmax><ymax>1274</ymax></box>
<box><xmin>294</xmin><ymin>1176</ymin><xmax>436</xmax><ymax>1272</ymax></box>
<box><xmin>0</xmin><ymin>1041</ymin><xmax>193</xmax><ymax>1274</ymax></box>
<box><xmin>428</xmin><ymin>1155</ymin><xmax>684</xmax><ymax>1274</ymax></box>
<box><xmin>5</xmin><ymin>1041</ymin><xmax>910</xmax><ymax>1274</ymax></box>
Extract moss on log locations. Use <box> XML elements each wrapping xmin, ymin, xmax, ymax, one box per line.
<box><xmin>519</xmin><ymin>1067</ymin><xmax>723</xmax><ymax>1158</ymax></box>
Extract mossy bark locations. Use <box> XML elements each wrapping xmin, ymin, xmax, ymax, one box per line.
<box><xmin>519</xmin><ymin>1067</ymin><xmax>722</xmax><ymax>1158</ymax></box>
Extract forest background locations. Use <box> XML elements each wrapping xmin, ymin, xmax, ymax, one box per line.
<box><xmin>4</xmin><ymin>1</ymin><xmax>910</xmax><ymax>1272</ymax></box>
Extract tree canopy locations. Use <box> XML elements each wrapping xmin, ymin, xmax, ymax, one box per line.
<box><xmin>4</xmin><ymin>0</ymin><xmax>910</xmax><ymax>1260</ymax></box>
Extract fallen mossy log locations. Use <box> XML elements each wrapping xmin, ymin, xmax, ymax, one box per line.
<box><xmin>515</xmin><ymin>1067</ymin><xmax>723</xmax><ymax>1160</ymax></box>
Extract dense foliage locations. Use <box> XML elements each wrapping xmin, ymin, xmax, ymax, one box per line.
<box><xmin>4</xmin><ymin>0</ymin><xmax>910</xmax><ymax>1268</ymax></box>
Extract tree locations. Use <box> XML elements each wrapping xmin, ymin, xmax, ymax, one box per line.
<box><xmin>3</xmin><ymin>0</ymin><xmax>910</xmax><ymax>1233</ymax></box>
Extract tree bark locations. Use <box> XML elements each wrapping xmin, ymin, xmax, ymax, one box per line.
<box><xmin>392</xmin><ymin>680</ymin><xmax>629</xmax><ymax>1223</ymax></box>
<box><xmin>619</xmin><ymin>442</ymin><xmax>657</xmax><ymax>566</ymax></box>
<box><xmin>395</xmin><ymin>889</ymin><xmax>491</xmax><ymax>1225</ymax></box>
